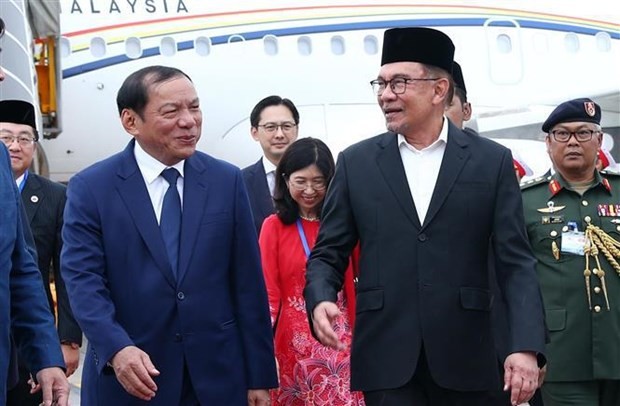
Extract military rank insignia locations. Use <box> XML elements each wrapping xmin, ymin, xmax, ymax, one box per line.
<box><xmin>598</xmin><ymin>204</ymin><xmax>620</xmax><ymax>217</ymax></box>
<box><xmin>537</xmin><ymin>201</ymin><xmax>565</xmax><ymax>214</ymax></box>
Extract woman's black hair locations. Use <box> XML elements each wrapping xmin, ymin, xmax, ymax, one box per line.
<box><xmin>273</xmin><ymin>137</ymin><xmax>335</xmax><ymax>225</ymax></box>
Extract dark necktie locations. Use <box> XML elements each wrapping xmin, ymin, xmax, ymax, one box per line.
<box><xmin>160</xmin><ymin>168</ymin><xmax>181</xmax><ymax>277</ymax></box>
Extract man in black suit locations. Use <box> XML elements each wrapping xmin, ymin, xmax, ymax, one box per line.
<box><xmin>242</xmin><ymin>96</ymin><xmax>299</xmax><ymax>235</ymax></box>
<box><xmin>1</xmin><ymin>100</ymin><xmax>82</xmax><ymax>405</ymax></box>
<box><xmin>304</xmin><ymin>27</ymin><xmax>547</xmax><ymax>406</ymax></box>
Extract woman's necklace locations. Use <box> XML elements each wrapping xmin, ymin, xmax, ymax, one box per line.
<box><xmin>299</xmin><ymin>214</ymin><xmax>319</xmax><ymax>222</ymax></box>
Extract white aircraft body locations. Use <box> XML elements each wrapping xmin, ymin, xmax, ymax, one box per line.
<box><xmin>21</xmin><ymin>1</ymin><xmax>620</xmax><ymax>180</ymax></box>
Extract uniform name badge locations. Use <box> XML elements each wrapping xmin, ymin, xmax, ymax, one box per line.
<box><xmin>561</xmin><ymin>230</ymin><xmax>586</xmax><ymax>256</ymax></box>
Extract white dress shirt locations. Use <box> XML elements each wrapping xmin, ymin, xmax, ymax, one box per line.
<box><xmin>398</xmin><ymin>119</ymin><xmax>449</xmax><ymax>224</ymax></box>
<box><xmin>261</xmin><ymin>156</ymin><xmax>277</xmax><ymax>197</ymax></box>
<box><xmin>134</xmin><ymin>142</ymin><xmax>185</xmax><ymax>224</ymax></box>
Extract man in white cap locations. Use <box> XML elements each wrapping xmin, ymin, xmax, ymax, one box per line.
<box><xmin>305</xmin><ymin>27</ymin><xmax>546</xmax><ymax>405</ymax></box>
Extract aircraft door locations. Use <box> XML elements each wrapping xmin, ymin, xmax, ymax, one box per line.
<box><xmin>484</xmin><ymin>18</ymin><xmax>524</xmax><ymax>85</ymax></box>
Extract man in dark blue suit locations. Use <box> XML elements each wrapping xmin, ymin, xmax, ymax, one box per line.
<box><xmin>1</xmin><ymin>17</ymin><xmax>69</xmax><ymax>405</ymax></box>
<box><xmin>305</xmin><ymin>28</ymin><xmax>547</xmax><ymax>406</ymax></box>
<box><xmin>242</xmin><ymin>95</ymin><xmax>299</xmax><ymax>236</ymax></box>
<box><xmin>1</xmin><ymin>100</ymin><xmax>83</xmax><ymax>405</ymax></box>
<box><xmin>61</xmin><ymin>65</ymin><xmax>277</xmax><ymax>405</ymax></box>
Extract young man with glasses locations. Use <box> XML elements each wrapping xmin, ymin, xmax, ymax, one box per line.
<box><xmin>1</xmin><ymin>100</ymin><xmax>83</xmax><ymax>405</ymax></box>
<box><xmin>521</xmin><ymin>98</ymin><xmax>620</xmax><ymax>405</ymax></box>
<box><xmin>305</xmin><ymin>27</ymin><xmax>546</xmax><ymax>406</ymax></box>
<box><xmin>243</xmin><ymin>95</ymin><xmax>300</xmax><ymax>236</ymax></box>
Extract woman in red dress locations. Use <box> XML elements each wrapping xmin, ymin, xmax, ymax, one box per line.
<box><xmin>259</xmin><ymin>138</ymin><xmax>363</xmax><ymax>406</ymax></box>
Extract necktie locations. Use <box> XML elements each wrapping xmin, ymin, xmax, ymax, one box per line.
<box><xmin>267</xmin><ymin>170</ymin><xmax>275</xmax><ymax>197</ymax></box>
<box><xmin>160</xmin><ymin>168</ymin><xmax>181</xmax><ymax>277</ymax></box>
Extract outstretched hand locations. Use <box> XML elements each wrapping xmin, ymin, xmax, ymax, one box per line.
<box><xmin>504</xmin><ymin>351</ymin><xmax>539</xmax><ymax>405</ymax></box>
<box><xmin>110</xmin><ymin>346</ymin><xmax>160</xmax><ymax>401</ymax></box>
<box><xmin>34</xmin><ymin>367</ymin><xmax>70</xmax><ymax>406</ymax></box>
<box><xmin>311</xmin><ymin>301</ymin><xmax>346</xmax><ymax>350</ymax></box>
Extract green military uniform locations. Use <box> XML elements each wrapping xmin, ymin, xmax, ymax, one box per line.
<box><xmin>521</xmin><ymin>170</ymin><xmax>620</xmax><ymax>404</ymax></box>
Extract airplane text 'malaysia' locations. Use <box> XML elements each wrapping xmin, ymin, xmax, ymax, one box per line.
<box><xmin>70</xmin><ymin>0</ymin><xmax>189</xmax><ymax>14</ymax></box>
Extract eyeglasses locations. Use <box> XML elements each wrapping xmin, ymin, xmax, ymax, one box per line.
<box><xmin>549</xmin><ymin>129</ymin><xmax>599</xmax><ymax>143</ymax></box>
<box><xmin>0</xmin><ymin>132</ymin><xmax>37</xmax><ymax>147</ymax></box>
<box><xmin>369</xmin><ymin>77</ymin><xmax>439</xmax><ymax>95</ymax></box>
<box><xmin>288</xmin><ymin>178</ymin><xmax>327</xmax><ymax>191</ymax></box>
<box><xmin>257</xmin><ymin>122</ymin><xmax>297</xmax><ymax>134</ymax></box>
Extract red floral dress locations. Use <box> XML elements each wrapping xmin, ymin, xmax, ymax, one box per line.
<box><xmin>259</xmin><ymin>215</ymin><xmax>364</xmax><ymax>406</ymax></box>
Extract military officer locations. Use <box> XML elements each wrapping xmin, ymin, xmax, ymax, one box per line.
<box><xmin>521</xmin><ymin>97</ymin><xmax>620</xmax><ymax>405</ymax></box>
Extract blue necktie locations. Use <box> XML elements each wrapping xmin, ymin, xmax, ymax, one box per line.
<box><xmin>160</xmin><ymin>168</ymin><xmax>181</xmax><ymax>277</ymax></box>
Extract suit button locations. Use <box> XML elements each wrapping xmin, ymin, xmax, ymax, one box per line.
<box><xmin>594</xmin><ymin>305</ymin><xmax>601</xmax><ymax>313</ymax></box>
<box><xmin>594</xmin><ymin>287</ymin><xmax>601</xmax><ymax>294</ymax></box>
<box><xmin>174</xmin><ymin>333</ymin><xmax>183</xmax><ymax>342</ymax></box>
<box><xmin>177</xmin><ymin>291</ymin><xmax>185</xmax><ymax>300</ymax></box>
<box><xmin>418</xmin><ymin>233</ymin><xmax>427</xmax><ymax>242</ymax></box>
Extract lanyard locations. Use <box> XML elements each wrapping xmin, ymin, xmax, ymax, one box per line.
<box><xmin>295</xmin><ymin>219</ymin><xmax>312</xmax><ymax>258</ymax></box>
<box><xmin>18</xmin><ymin>170</ymin><xmax>29</xmax><ymax>192</ymax></box>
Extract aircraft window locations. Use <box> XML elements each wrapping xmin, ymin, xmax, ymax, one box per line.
<box><xmin>564</xmin><ymin>33</ymin><xmax>580</xmax><ymax>53</ymax></box>
<box><xmin>90</xmin><ymin>37</ymin><xmax>107</xmax><ymax>58</ymax></box>
<box><xmin>496</xmin><ymin>34</ymin><xmax>512</xmax><ymax>54</ymax></box>
<box><xmin>228</xmin><ymin>35</ymin><xmax>245</xmax><ymax>44</ymax></box>
<box><xmin>125</xmin><ymin>37</ymin><xmax>142</xmax><ymax>59</ymax></box>
<box><xmin>595</xmin><ymin>32</ymin><xmax>612</xmax><ymax>52</ymax></box>
<box><xmin>60</xmin><ymin>37</ymin><xmax>72</xmax><ymax>58</ymax></box>
<box><xmin>297</xmin><ymin>36</ymin><xmax>312</xmax><ymax>56</ymax></box>
<box><xmin>263</xmin><ymin>35</ymin><xmax>278</xmax><ymax>56</ymax></box>
<box><xmin>363</xmin><ymin>35</ymin><xmax>378</xmax><ymax>55</ymax></box>
<box><xmin>160</xmin><ymin>37</ymin><xmax>177</xmax><ymax>57</ymax></box>
<box><xmin>331</xmin><ymin>35</ymin><xmax>345</xmax><ymax>55</ymax></box>
<box><xmin>194</xmin><ymin>36</ymin><xmax>211</xmax><ymax>56</ymax></box>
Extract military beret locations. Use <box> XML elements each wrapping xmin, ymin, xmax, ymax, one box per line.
<box><xmin>452</xmin><ymin>61</ymin><xmax>466</xmax><ymax>95</ymax></box>
<box><xmin>542</xmin><ymin>98</ymin><xmax>601</xmax><ymax>133</ymax></box>
<box><xmin>381</xmin><ymin>27</ymin><xmax>455</xmax><ymax>73</ymax></box>
<box><xmin>0</xmin><ymin>100</ymin><xmax>37</xmax><ymax>128</ymax></box>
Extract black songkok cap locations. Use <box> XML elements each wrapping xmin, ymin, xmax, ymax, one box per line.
<box><xmin>452</xmin><ymin>61</ymin><xmax>466</xmax><ymax>95</ymax></box>
<box><xmin>542</xmin><ymin>98</ymin><xmax>601</xmax><ymax>133</ymax></box>
<box><xmin>381</xmin><ymin>27</ymin><xmax>455</xmax><ymax>73</ymax></box>
<box><xmin>0</xmin><ymin>100</ymin><xmax>37</xmax><ymax>128</ymax></box>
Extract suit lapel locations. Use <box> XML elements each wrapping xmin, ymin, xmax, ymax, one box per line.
<box><xmin>116</xmin><ymin>142</ymin><xmax>176</xmax><ymax>287</ymax></box>
<box><xmin>422</xmin><ymin>127</ymin><xmax>470</xmax><ymax>228</ymax></box>
<box><xmin>21</xmin><ymin>174</ymin><xmax>43</xmax><ymax>223</ymax></box>
<box><xmin>376</xmin><ymin>133</ymin><xmax>422</xmax><ymax>229</ymax></box>
<box><xmin>177</xmin><ymin>155</ymin><xmax>208</xmax><ymax>283</ymax></box>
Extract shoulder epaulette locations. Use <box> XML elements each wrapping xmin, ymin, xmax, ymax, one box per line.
<box><xmin>520</xmin><ymin>175</ymin><xmax>550</xmax><ymax>191</ymax></box>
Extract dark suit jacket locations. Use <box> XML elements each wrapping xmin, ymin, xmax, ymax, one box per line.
<box><xmin>21</xmin><ymin>173</ymin><xmax>82</xmax><ymax>345</ymax></box>
<box><xmin>242</xmin><ymin>159</ymin><xmax>274</xmax><ymax>236</ymax></box>
<box><xmin>305</xmin><ymin>125</ymin><xmax>547</xmax><ymax>392</ymax></box>
<box><xmin>62</xmin><ymin>141</ymin><xmax>277</xmax><ymax>405</ymax></box>
<box><xmin>0</xmin><ymin>145</ymin><xmax>64</xmax><ymax>397</ymax></box>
